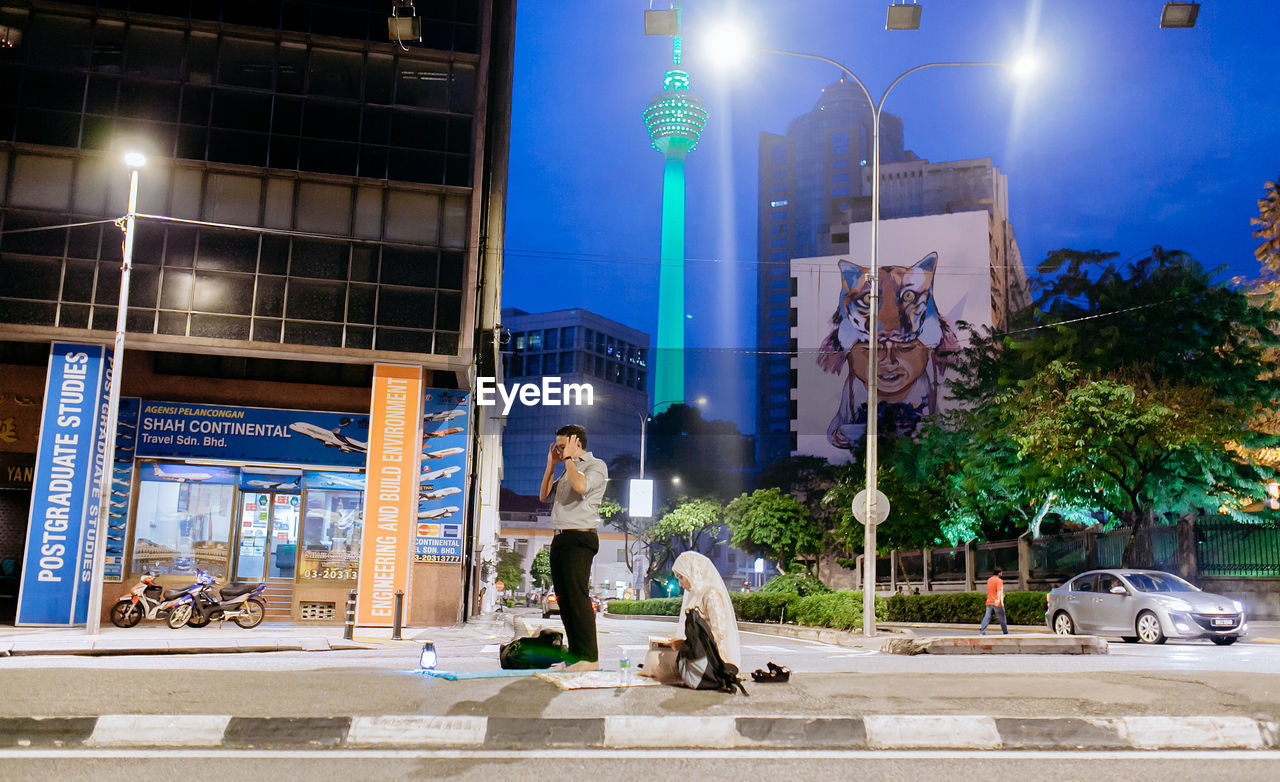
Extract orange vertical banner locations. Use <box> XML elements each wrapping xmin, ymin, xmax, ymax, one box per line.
<box><xmin>356</xmin><ymin>364</ymin><xmax>423</xmax><ymax>626</ymax></box>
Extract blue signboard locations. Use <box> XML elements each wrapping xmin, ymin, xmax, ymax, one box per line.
<box><xmin>414</xmin><ymin>390</ymin><xmax>469</xmax><ymax>563</ymax></box>
<box><xmin>134</xmin><ymin>401</ymin><xmax>369</xmax><ymax>467</ymax></box>
<box><xmin>16</xmin><ymin>344</ymin><xmax>111</xmax><ymax>625</ymax></box>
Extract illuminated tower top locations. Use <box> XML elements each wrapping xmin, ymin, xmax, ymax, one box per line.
<box><xmin>643</xmin><ymin>32</ymin><xmax>708</xmax><ymax>159</ymax></box>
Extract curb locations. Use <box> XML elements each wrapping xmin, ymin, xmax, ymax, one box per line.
<box><xmin>2</xmin><ymin>715</ymin><xmax>1277</xmax><ymax>751</ymax></box>
<box><xmin>0</xmin><ymin>638</ymin><xmax>372</xmax><ymax>657</ymax></box>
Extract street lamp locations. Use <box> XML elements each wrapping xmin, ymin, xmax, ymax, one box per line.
<box><xmin>707</xmin><ymin>26</ymin><xmax>1033</xmax><ymax>636</ymax></box>
<box><xmin>85</xmin><ymin>151</ymin><xmax>145</xmax><ymax>634</ymax></box>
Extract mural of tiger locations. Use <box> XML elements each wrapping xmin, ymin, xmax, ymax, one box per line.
<box><xmin>816</xmin><ymin>251</ymin><xmax>959</xmax><ymax>450</ymax></box>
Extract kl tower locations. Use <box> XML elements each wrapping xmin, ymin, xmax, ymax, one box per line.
<box><xmin>643</xmin><ymin>1</ymin><xmax>707</xmax><ymax>409</ymax></box>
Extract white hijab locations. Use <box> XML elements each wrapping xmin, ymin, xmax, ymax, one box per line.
<box><xmin>673</xmin><ymin>551</ymin><xmax>742</xmax><ymax>668</ymax></box>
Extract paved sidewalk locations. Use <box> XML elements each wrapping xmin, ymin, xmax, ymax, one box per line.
<box><xmin>0</xmin><ymin>617</ymin><xmax>505</xmax><ymax>657</ymax></box>
<box><xmin>2</xmin><ymin>713</ymin><xmax>1277</xmax><ymax>751</ymax></box>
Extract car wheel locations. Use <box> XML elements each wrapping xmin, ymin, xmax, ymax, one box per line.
<box><xmin>1136</xmin><ymin>611</ymin><xmax>1166</xmax><ymax>644</ymax></box>
<box><xmin>1052</xmin><ymin>611</ymin><xmax>1075</xmax><ymax>636</ymax></box>
<box><xmin>1210</xmin><ymin>636</ymin><xmax>1237</xmax><ymax>646</ymax></box>
<box><xmin>1121</xmin><ymin>636</ymin><xmax>1139</xmax><ymax>643</ymax></box>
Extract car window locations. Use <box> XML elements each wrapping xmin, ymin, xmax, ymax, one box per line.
<box><xmin>1098</xmin><ymin>573</ymin><xmax>1123</xmax><ymax>593</ymax></box>
<box><xmin>1124</xmin><ymin>573</ymin><xmax>1197</xmax><ymax>593</ymax></box>
<box><xmin>1072</xmin><ymin>575</ymin><xmax>1096</xmax><ymax>593</ymax></box>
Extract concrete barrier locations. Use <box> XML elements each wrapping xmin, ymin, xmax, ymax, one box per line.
<box><xmin>883</xmin><ymin>633</ymin><xmax>1108</xmax><ymax>655</ymax></box>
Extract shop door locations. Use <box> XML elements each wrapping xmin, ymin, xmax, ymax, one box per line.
<box><xmin>235</xmin><ymin>492</ymin><xmax>300</xmax><ymax>581</ymax></box>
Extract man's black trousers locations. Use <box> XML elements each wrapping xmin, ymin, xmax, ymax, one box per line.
<box><xmin>549</xmin><ymin>529</ymin><xmax>599</xmax><ymax>663</ymax></box>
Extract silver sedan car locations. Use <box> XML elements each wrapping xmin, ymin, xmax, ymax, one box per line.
<box><xmin>1045</xmin><ymin>569</ymin><xmax>1247</xmax><ymax>645</ymax></box>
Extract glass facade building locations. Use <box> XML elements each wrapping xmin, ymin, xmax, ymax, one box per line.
<box><xmin>0</xmin><ymin>0</ymin><xmax>514</xmax><ymax>626</ymax></box>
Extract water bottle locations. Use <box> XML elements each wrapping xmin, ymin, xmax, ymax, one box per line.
<box><xmin>619</xmin><ymin>652</ymin><xmax>632</xmax><ymax>685</ymax></box>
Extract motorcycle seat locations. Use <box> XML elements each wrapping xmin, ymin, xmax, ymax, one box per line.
<box><xmin>219</xmin><ymin>583</ymin><xmax>260</xmax><ymax>598</ymax></box>
<box><xmin>162</xmin><ymin>588</ymin><xmax>188</xmax><ymax>600</ymax></box>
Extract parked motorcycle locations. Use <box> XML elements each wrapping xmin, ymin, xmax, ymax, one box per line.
<box><xmin>109</xmin><ymin>573</ymin><xmax>205</xmax><ymax>628</ymax></box>
<box><xmin>173</xmin><ymin>572</ymin><xmax>267</xmax><ymax>629</ymax></box>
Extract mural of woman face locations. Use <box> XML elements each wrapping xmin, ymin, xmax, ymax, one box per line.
<box><xmin>848</xmin><ymin>338</ymin><xmax>930</xmax><ymax>401</ymax></box>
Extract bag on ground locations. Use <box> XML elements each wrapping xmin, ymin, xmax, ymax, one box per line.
<box><xmin>499</xmin><ymin>627</ymin><xmax>570</xmax><ymax>669</ymax></box>
<box><xmin>676</xmin><ymin>608</ymin><xmax>748</xmax><ymax>695</ymax></box>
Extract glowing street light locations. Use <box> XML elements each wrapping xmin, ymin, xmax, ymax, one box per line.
<box><xmin>85</xmin><ymin>150</ymin><xmax>147</xmax><ymax>634</ymax></box>
<box><xmin>704</xmin><ymin>25</ymin><xmax>1036</xmax><ymax>637</ymax></box>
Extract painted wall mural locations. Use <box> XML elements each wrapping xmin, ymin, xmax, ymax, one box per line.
<box><xmin>792</xmin><ymin>212</ymin><xmax>998</xmax><ymax>462</ymax></box>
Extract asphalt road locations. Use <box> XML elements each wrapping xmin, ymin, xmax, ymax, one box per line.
<box><xmin>4</xmin><ymin>613</ymin><xmax>1280</xmax><ymax>779</ymax></box>
<box><xmin>3</xmin><ymin>750</ymin><xmax>1280</xmax><ymax>782</ymax></box>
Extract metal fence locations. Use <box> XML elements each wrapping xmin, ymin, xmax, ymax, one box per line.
<box><xmin>1197</xmin><ymin>517</ymin><xmax>1280</xmax><ymax>577</ymax></box>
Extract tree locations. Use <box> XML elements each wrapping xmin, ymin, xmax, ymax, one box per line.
<box><xmin>1006</xmin><ymin>361</ymin><xmax>1276</xmax><ymax>565</ymax></box>
<box><xmin>495</xmin><ymin>542</ymin><xmax>525</xmax><ymax>591</ymax></box>
<box><xmin>723</xmin><ymin>488</ymin><xmax>823</xmax><ymax>574</ymax></box>
<box><xmin>530</xmin><ymin>548</ymin><xmax>552</xmax><ymax>589</ymax></box>
<box><xmin>649</xmin><ymin>497</ymin><xmax>723</xmax><ymax>569</ymax></box>
<box><xmin>942</xmin><ymin>249</ymin><xmax>1280</xmax><ymax>550</ymax></box>
<box><xmin>1252</xmin><ymin>177</ymin><xmax>1280</xmax><ymax>276</ymax></box>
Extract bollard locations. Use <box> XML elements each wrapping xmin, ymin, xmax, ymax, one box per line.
<box><xmin>343</xmin><ymin>589</ymin><xmax>356</xmax><ymax>641</ymax></box>
<box><xmin>392</xmin><ymin>589</ymin><xmax>404</xmax><ymax>641</ymax></box>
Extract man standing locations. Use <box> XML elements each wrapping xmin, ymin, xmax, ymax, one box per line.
<box><xmin>539</xmin><ymin>424</ymin><xmax>608</xmax><ymax>670</ymax></box>
<box><xmin>980</xmin><ymin>566</ymin><xmax>1008</xmax><ymax>635</ymax></box>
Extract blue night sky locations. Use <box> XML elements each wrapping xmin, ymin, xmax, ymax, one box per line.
<box><xmin>503</xmin><ymin>1</ymin><xmax>1280</xmax><ymax>436</ymax></box>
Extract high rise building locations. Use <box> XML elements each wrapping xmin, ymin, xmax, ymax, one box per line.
<box><xmin>756</xmin><ymin>79</ymin><xmax>906</xmax><ymax>467</ymax></box>
<box><xmin>756</xmin><ymin>78</ymin><xmax>1025</xmax><ymax>466</ymax></box>
<box><xmin>642</xmin><ymin>4</ymin><xmax>706</xmax><ymax>410</ymax></box>
<box><xmin>0</xmin><ymin>0</ymin><xmax>515</xmax><ymax>626</ymax></box>
<box><xmin>499</xmin><ymin>307</ymin><xmax>649</xmax><ymax>496</ymax></box>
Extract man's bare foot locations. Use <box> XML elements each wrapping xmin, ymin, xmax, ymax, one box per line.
<box><xmin>564</xmin><ymin>660</ymin><xmax>599</xmax><ymax>672</ymax></box>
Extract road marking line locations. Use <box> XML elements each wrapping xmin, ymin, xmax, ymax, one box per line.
<box><xmin>864</xmin><ymin>715</ymin><xmax>1001</xmax><ymax>749</ymax></box>
<box><xmin>604</xmin><ymin>716</ymin><xmax>737</xmax><ymax>748</ymax></box>
<box><xmin>5</xmin><ymin>748</ymin><xmax>1280</xmax><ymax>760</ymax></box>
<box><xmin>347</xmin><ymin>715</ymin><xmax>487</xmax><ymax>746</ymax></box>
<box><xmin>88</xmin><ymin>715</ymin><xmax>231</xmax><ymax>747</ymax></box>
<box><xmin>1119</xmin><ymin>716</ymin><xmax>1265</xmax><ymax>749</ymax></box>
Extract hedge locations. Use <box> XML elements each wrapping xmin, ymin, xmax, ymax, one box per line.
<box><xmin>606</xmin><ymin>590</ymin><xmax>887</xmax><ymax>631</ymax></box>
<box><xmin>884</xmin><ymin>591</ymin><xmax>1049</xmax><ymax>626</ymax></box>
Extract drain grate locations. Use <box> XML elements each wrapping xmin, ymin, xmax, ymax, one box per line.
<box><xmin>299</xmin><ymin>601</ymin><xmax>336</xmax><ymax>621</ymax></box>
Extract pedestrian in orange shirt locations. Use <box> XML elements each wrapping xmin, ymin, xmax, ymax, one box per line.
<box><xmin>979</xmin><ymin>566</ymin><xmax>1008</xmax><ymax>635</ymax></box>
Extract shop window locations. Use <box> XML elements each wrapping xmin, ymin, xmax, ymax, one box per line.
<box><xmin>303</xmin><ymin>101</ymin><xmax>360</xmax><ymax>142</ymax></box>
<box><xmin>287</xmin><ymin>279</ymin><xmax>347</xmax><ymax>323</ymax></box>
<box><xmin>196</xmin><ymin>228</ymin><xmax>259</xmax><ymax>273</ymax></box>
<box><xmin>299</xmin><ymin>488</ymin><xmax>363</xmax><ymax>582</ymax></box>
<box><xmin>395</xmin><ymin>59</ymin><xmax>449</xmax><ymax>109</ymax></box>
<box><xmin>132</xmin><ymin>465</ymin><xmax>236</xmax><ymax>579</ymax></box>
<box><xmin>377</xmin><ymin>287</ymin><xmax>435</xmax><ymax>329</ymax></box>
<box><xmin>381</xmin><ymin>247</ymin><xmax>437</xmax><ymax>287</ymax></box>
<box><xmin>385</xmin><ymin>190</ymin><xmax>440</xmax><ymax>245</ymax></box>
<box><xmin>291</xmin><ymin>238</ymin><xmax>349</xmax><ymax>280</ymax></box>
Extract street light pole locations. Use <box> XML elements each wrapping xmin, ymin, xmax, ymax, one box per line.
<box><xmin>757</xmin><ymin>49</ymin><xmax>1006</xmax><ymax>636</ymax></box>
<box><xmin>85</xmin><ymin>152</ymin><xmax>145</xmax><ymax>634</ymax></box>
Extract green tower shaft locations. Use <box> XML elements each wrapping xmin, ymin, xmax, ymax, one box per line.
<box><xmin>655</xmin><ymin>154</ymin><xmax>687</xmax><ymax>406</ymax></box>
<box><xmin>643</xmin><ymin>26</ymin><xmax>707</xmax><ymax>409</ymax></box>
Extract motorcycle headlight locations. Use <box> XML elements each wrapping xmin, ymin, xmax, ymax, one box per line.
<box><xmin>1162</xmin><ymin>598</ymin><xmax>1194</xmax><ymax>612</ymax></box>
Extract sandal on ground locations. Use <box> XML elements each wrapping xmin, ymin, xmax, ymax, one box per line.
<box><xmin>750</xmin><ymin>661</ymin><xmax>791</xmax><ymax>683</ymax></box>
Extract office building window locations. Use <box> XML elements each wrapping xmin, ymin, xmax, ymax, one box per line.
<box><xmin>832</xmin><ymin>187</ymin><xmax>850</xmax><ymax>197</ymax></box>
<box><xmin>544</xmin><ymin>328</ymin><xmax>558</xmax><ymax>350</ymax></box>
<box><xmin>832</xmin><ymin>159</ymin><xmax>849</xmax><ymax>169</ymax></box>
<box><xmin>561</xmin><ymin>326</ymin><xmax>575</xmax><ymax>348</ymax></box>
<box><xmin>770</xmin><ymin>199</ymin><xmax>788</xmax><ymax>208</ymax></box>
<box><xmin>770</xmin><ymin>145</ymin><xmax>787</xmax><ymax>165</ymax></box>
<box><xmin>831</xmin><ymin>131</ymin><xmax>850</xmax><ymax>155</ymax></box>
<box><xmin>527</xmin><ymin>331</ymin><xmax>542</xmax><ymax>350</ymax></box>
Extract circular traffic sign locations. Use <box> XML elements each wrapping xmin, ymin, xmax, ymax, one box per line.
<box><xmin>495</xmin><ymin>581</ymin><xmax>505</xmax><ymax>591</ymax></box>
<box><xmin>852</xmin><ymin>489</ymin><xmax>890</xmax><ymax>526</ymax></box>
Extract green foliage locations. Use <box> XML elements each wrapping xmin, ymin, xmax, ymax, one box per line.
<box><xmin>605</xmin><ymin>590</ymin><xmax>888</xmax><ymax>630</ymax></box>
<box><xmin>605</xmin><ymin>597</ymin><xmax>682</xmax><ymax>616</ymax></box>
<box><xmin>495</xmin><ymin>543</ymin><xmax>524</xmax><ymax>590</ymax></box>
<box><xmin>529</xmin><ymin>548</ymin><xmax>552</xmax><ymax>589</ymax></box>
<box><xmin>650</xmin><ymin>497</ymin><xmax>724</xmax><ymax>558</ymax></box>
<box><xmin>598</xmin><ymin>497</ymin><xmax>624</xmax><ymax>522</ymax></box>
<box><xmin>758</xmin><ymin>572</ymin><xmax>832</xmax><ymax>597</ymax></box>
<box><xmin>938</xmin><ymin>249</ymin><xmax>1280</xmax><ymax>540</ymax></box>
<box><xmin>884</xmin><ymin>591</ymin><xmax>1048</xmax><ymax>626</ymax></box>
<box><xmin>724</xmin><ymin>488</ymin><xmax>823</xmax><ymax>574</ymax></box>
